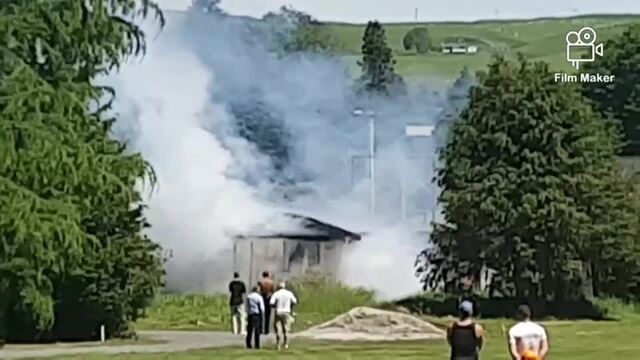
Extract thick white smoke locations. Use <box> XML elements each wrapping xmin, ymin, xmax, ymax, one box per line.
<box><xmin>108</xmin><ymin>21</ymin><xmax>277</xmax><ymax>291</ymax></box>
<box><xmin>107</xmin><ymin>6</ymin><xmax>448</xmax><ymax>300</ymax></box>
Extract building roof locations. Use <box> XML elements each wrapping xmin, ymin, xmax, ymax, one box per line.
<box><xmin>234</xmin><ymin>212</ymin><xmax>362</xmax><ymax>242</ymax></box>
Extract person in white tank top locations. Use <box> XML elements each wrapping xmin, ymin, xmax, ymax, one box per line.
<box><xmin>507</xmin><ymin>305</ymin><xmax>549</xmax><ymax>360</ymax></box>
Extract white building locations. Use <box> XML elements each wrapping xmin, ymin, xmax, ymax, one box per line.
<box><xmin>441</xmin><ymin>43</ymin><xmax>478</xmax><ymax>54</ymax></box>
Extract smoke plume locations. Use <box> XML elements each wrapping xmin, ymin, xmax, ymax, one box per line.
<box><xmin>107</xmin><ymin>4</ymin><xmax>451</xmax><ymax>300</ymax></box>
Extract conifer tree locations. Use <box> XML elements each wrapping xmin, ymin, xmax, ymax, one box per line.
<box><xmin>356</xmin><ymin>21</ymin><xmax>406</xmax><ymax>96</ymax></box>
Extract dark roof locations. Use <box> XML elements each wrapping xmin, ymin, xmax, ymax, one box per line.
<box><xmin>234</xmin><ymin>212</ymin><xmax>362</xmax><ymax>242</ymax></box>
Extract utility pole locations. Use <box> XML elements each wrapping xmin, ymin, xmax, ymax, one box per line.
<box><xmin>368</xmin><ymin>114</ymin><xmax>376</xmax><ymax>215</ymax></box>
<box><xmin>352</xmin><ymin>109</ymin><xmax>377</xmax><ymax>215</ymax></box>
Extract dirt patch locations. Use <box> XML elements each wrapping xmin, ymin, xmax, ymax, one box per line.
<box><xmin>293</xmin><ymin>307</ymin><xmax>446</xmax><ymax>341</ymax></box>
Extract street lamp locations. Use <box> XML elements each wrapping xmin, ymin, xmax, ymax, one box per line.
<box><xmin>352</xmin><ymin>108</ymin><xmax>376</xmax><ymax>215</ymax></box>
<box><xmin>401</xmin><ymin>124</ymin><xmax>436</xmax><ymax>221</ymax></box>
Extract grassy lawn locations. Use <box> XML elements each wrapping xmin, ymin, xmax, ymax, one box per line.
<box><xmin>95</xmin><ymin>281</ymin><xmax>640</xmax><ymax>359</ymax></box>
<box><xmin>44</xmin><ymin>316</ymin><xmax>640</xmax><ymax>359</ymax></box>
<box><xmin>327</xmin><ymin>15</ymin><xmax>640</xmax><ymax>80</ymax></box>
<box><xmin>135</xmin><ymin>278</ymin><xmax>376</xmax><ymax>332</ymax></box>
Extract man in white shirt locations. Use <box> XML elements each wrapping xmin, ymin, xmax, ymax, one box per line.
<box><xmin>507</xmin><ymin>305</ymin><xmax>549</xmax><ymax>360</ymax></box>
<box><xmin>245</xmin><ymin>286</ymin><xmax>265</xmax><ymax>349</ymax></box>
<box><xmin>269</xmin><ymin>282</ymin><xmax>297</xmax><ymax>350</ymax></box>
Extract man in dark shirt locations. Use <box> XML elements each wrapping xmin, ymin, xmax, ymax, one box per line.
<box><xmin>228</xmin><ymin>272</ymin><xmax>246</xmax><ymax>335</ymax></box>
<box><xmin>447</xmin><ymin>300</ymin><xmax>484</xmax><ymax>360</ymax></box>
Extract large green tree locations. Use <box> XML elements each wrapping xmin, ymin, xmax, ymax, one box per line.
<box><xmin>403</xmin><ymin>27</ymin><xmax>432</xmax><ymax>54</ymax></box>
<box><xmin>1</xmin><ymin>0</ymin><xmax>165</xmax><ymax>341</ymax></box>
<box><xmin>282</xmin><ymin>7</ymin><xmax>341</xmax><ymax>54</ymax></box>
<box><xmin>356</xmin><ymin>20</ymin><xmax>406</xmax><ymax>96</ymax></box>
<box><xmin>417</xmin><ymin>55</ymin><xmax>640</xmax><ymax>301</ymax></box>
<box><xmin>262</xmin><ymin>6</ymin><xmax>341</xmax><ymax>55</ymax></box>
<box><xmin>582</xmin><ymin>24</ymin><xmax>640</xmax><ymax>156</ymax></box>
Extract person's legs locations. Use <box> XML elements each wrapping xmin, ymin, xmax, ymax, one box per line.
<box><xmin>274</xmin><ymin>314</ymin><xmax>283</xmax><ymax>350</ymax></box>
<box><xmin>245</xmin><ymin>315</ymin><xmax>255</xmax><ymax>348</ymax></box>
<box><xmin>253</xmin><ymin>316</ymin><xmax>262</xmax><ymax>349</ymax></box>
<box><xmin>262</xmin><ymin>295</ymin><xmax>271</xmax><ymax>334</ymax></box>
<box><xmin>231</xmin><ymin>305</ymin><xmax>239</xmax><ymax>335</ymax></box>
<box><xmin>239</xmin><ymin>306</ymin><xmax>247</xmax><ymax>335</ymax></box>
<box><xmin>282</xmin><ymin>313</ymin><xmax>291</xmax><ymax>349</ymax></box>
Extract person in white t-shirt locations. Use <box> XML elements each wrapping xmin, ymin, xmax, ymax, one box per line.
<box><xmin>269</xmin><ymin>282</ymin><xmax>297</xmax><ymax>350</ymax></box>
<box><xmin>507</xmin><ymin>305</ymin><xmax>549</xmax><ymax>360</ymax></box>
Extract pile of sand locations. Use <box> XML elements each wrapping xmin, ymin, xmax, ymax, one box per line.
<box><xmin>293</xmin><ymin>307</ymin><xmax>446</xmax><ymax>341</ymax></box>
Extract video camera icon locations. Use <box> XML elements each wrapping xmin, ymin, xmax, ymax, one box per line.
<box><xmin>566</xmin><ymin>27</ymin><xmax>603</xmax><ymax>69</ymax></box>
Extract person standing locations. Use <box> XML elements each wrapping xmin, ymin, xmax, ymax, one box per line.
<box><xmin>447</xmin><ymin>300</ymin><xmax>485</xmax><ymax>360</ymax></box>
<box><xmin>245</xmin><ymin>286</ymin><xmax>264</xmax><ymax>349</ymax></box>
<box><xmin>507</xmin><ymin>304</ymin><xmax>549</xmax><ymax>360</ymax></box>
<box><xmin>270</xmin><ymin>282</ymin><xmax>297</xmax><ymax>350</ymax></box>
<box><xmin>257</xmin><ymin>271</ymin><xmax>275</xmax><ymax>334</ymax></box>
<box><xmin>228</xmin><ymin>272</ymin><xmax>246</xmax><ymax>335</ymax></box>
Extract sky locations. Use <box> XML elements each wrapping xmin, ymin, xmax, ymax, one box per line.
<box><xmin>158</xmin><ymin>0</ymin><xmax>640</xmax><ymax>23</ymax></box>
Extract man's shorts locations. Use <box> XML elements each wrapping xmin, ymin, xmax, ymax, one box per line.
<box><xmin>274</xmin><ymin>313</ymin><xmax>293</xmax><ymax>334</ymax></box>
<box><xmin>230</xmin><ymin>304</ymin><xmax>244</xmax><ymax>316</ymax></box>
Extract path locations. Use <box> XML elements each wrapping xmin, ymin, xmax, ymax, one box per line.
<box><xmin>0</xmin><ymin>331</ymin><xmax>267</xmax><ymax>359</ymax></box>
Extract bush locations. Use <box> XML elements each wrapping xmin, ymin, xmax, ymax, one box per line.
<box><xmin>396</xmin><ymin>294</ymin><xmax>613</xmax><ymax>320</ymax></box>
<box><xmin>403</xmin><ymin>27</ymin><xmax>431</xmax><ymax>53</ymax></box>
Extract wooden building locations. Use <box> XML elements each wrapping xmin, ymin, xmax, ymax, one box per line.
<box><xmin>232</xmin><ymin>213</ymin><xmax>361</xmax><ymax>286</ymax></box>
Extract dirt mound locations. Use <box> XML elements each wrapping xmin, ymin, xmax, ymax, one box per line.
<box><xmin>294</xmin><ymin>307</ymin><xmax>446</xmax><ymax>341</ymax></box>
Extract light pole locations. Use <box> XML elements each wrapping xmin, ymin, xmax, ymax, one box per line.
<box><xmin>401</xmin><ymin>124</ymin><xmax>435</xmax><ymax>221</ymax></box>
<box><xmin>352</xmin><ymin>109</ymin><xmax>376</xmax><ymax>215</ymax></box>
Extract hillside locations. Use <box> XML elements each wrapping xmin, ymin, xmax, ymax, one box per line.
<box><xmin>327</xmin><ymin>15</ymin><xmax>640</xmax><ymax>80</ymax></box>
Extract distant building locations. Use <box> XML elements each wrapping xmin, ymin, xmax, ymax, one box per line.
<box><xmin>232</xmin><ymin>213</ymin><xmax>362</xmax><ymax>285</ymax></box>
<box><xmin>441</xmin><ymin>43</ymin><xmax>478</xmax><ymax>54</ymax></box>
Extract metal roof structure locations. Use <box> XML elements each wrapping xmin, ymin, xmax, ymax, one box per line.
<box><xmin>233</xmin><ymin>212</ymin><xmax>362</xmax><ymax>242</ymax></box>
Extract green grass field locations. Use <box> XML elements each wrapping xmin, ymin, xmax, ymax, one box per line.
<box><xmin>328</xmin><ymin>15</ymin><xmax>640</xmax><ymax>80</ymax></box>
<box><xmin>33</xmin><ymin>281</ymin><xmax>640</xmax><ymax>359</ymax></box>
<box><xmin>45</xmin><ymin>316</ymin><xmax>640</xmax><ymax>359</ymax></box>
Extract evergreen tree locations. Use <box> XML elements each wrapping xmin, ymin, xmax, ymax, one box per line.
<box><xmin>417</xmin><ymin>55</ymin><xmax>640</xmax><ymax>301</ymax></box>
<box><xmin>582</xmin><ymin>24</ymin><xmax>640</xmax><ymax>155</ymax></box>
<box><xmin>1</xmin><ymin>0</ymin><xmax>165</xmax><ymax>340</ymax></box>
<box><xmin>356</xmin><ymin>21</ymin><xmax>406</xmax><ymax>96</ymax></box>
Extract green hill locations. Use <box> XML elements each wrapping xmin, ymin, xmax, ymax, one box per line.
<box><xmin>327</xmin><ymin>15</ymin><xmax>640</xmax><ymax>80</ymax></box>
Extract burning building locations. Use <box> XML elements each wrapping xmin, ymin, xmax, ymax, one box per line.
<box><xmin>232</xmin><ymin>213</ymin><xmax>362</xmax><ymax>285</ymax></box>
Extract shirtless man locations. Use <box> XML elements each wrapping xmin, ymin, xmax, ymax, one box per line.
<box><xmin>507</xmin><ymin>305</ymin><xmax>549</xmax><ymax>360</ymax></box>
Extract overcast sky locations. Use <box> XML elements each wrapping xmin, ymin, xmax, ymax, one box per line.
<box><xmin>158</xmin><ymin>0</ymin><xmax>640</xmax><ymax>23</ymax></box>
